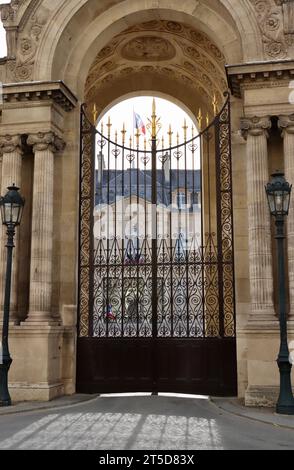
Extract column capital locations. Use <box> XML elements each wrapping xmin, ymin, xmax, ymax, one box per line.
<box><xmin>278</xmin><ymin>114</ymin><xmax>294</xmax><ymax>136</ymax></box>
<box><xmin>240</xmin><ymin>116</ymin><xmax>272</xmax><ymax>140</ymax></box>
<box><xmin>27</xmin><ymin>132</ymin><xmax>66</xmax><ymax>153</ymax></box>
<box><xmin>0</xmin><ymin>134</ymin><xmax>22</xmax><ymax>155</ymax></box>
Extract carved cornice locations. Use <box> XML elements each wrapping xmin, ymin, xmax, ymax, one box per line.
<box><xmin>0</xmin><ymin>134</ymin><xmax>22</xmax><ymax>155</ymax></box>
<box><xmin>226</xmin><ymin>60</ymin><xmax>294</xmax><ymax>98</ymax></box>
<box><xmin>27</xmin><ymin>132</ymin><xmax>65</xmax><ymax>153</ymax></box>
<box><xmin>240</xmin><ymin>116</ymin><xmax>272</xmax><ymax>139</ymax></box>
<box><xmin>2</xmin><ymin>81</ymin><xmax>77</xmax><ymax>112</ymax></box>
<box><xmin>278</xmin><ymin>113</ymin><xmax>294</xmax><ymax>134</ymax></box>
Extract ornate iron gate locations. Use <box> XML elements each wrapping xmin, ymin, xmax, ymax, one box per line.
<box><xmin>77</xmin><ymin>95</ymin><xmax>237</xmax><ymax>396</ymax></box>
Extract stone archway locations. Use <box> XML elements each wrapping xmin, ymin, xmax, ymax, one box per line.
<box><xmin>33</xmin><ymin>0</ymin><xmax>259</xmax><ymax>90</ymax></box>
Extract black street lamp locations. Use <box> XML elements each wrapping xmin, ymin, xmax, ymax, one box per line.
<box><xmin>265</xmin><ymin>171</ymin><xmax>294</xmax><ymax>415</ymax></box>
<box><xmin>0</xmin><ymin>184</ymin><xmax>25</xmax><ymax>407</ymax></box>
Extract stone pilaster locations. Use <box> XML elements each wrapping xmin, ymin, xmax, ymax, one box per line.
<box><xmin>0</xmin><ymin>134</ymin><xmax>23</xmax><ymax>323</ymax></box>
<box><xmin>279</xmin><ymin>114</ymin><xmax>294</xmax><ymax>322</ymax></box>
<box><xmin>240</xmin><ymin>116</ymin><xmax>276</xmax><ymax>325</ymax></box>
<box><xmin>26</xmin><ymin>132</ymin><xmax>65</xmax><ymax>324</ymax></box>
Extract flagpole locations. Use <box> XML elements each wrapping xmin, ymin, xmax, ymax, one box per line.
<box><xmin>132</xmin><ymin>105</ymin><xmax>135</xmax><ymax>169</ymax></box>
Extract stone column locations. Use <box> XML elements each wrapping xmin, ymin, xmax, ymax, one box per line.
<box><xmin>279</xmin><ymin>114</ymin><xmax>294</xmax><ymax>321</ymax></box>
<box><xmin>0</xmin><ymin>135</ymin><xmax>23</xmax><ymax>323</ymax></box>
<box><xmin>241</xmin><ymin>116</ymin><xmax>275</xmax><ymax>324</ymax></box>
<box><xmin>26</xmin><ymin>132</ymin><xmax>65</xmax><ymax>323</ymax></box>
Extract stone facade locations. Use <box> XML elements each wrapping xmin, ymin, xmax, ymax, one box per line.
<box><xmin>0</xmin><ymin>0</ymin><xmax>293</xmax><ymax>405</ymax></box>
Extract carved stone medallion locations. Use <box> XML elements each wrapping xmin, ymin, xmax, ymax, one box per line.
<box><xmin>121</xmin><ymin>36</ymin><xmax>176</xmax><ymax>61</ymax></box>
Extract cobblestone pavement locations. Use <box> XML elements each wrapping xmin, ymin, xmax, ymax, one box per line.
<box><xmin>0</xmin><ymin>395</ymin><xmax>293</xmax><ymax>450</ymax></box>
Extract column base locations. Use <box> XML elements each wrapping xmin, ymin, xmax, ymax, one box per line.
<box><xmin>23</xmin><ymin>312</ymin><xmax>62</xmax><ymax>326</ymax></box>
<box><xmin>0</xmin><ymin>323</ymin><xmax>77</xmax><ymax>402</ymax></box>
<box><xmin>5</xmin><ymin>324</ymin><xmax>65</xmax><ymax>402</ymax></box>
<box><xmin>246</xmin><ymin>310</ymin><xmax>279</xmax><ymax>329</ymax></box>
<box><xmin>8</xmin><ymin>382</ymin><xmax>64</xmax><ymax>402</ymax></box>
<box><xmin>245</xmin><ymin>385</ymin><xmax>280</xmax><ymax>407</ymax></box>
<box><xmin>240</xmin><ymin>325</ymin><xmax>294</xmax><ymax>407</ymax></box>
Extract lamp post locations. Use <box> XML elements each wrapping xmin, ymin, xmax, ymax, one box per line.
<box><xmin>265</xmin><ymin>171</ymin><xmax>294</xmax><ymax>415</ymax></box>
<box><xmin>0</xmin><ymin>184</ymin><xmax>25</xmax><ymax>407</ymax></box>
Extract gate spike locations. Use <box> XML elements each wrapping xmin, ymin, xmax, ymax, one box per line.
<box><xmin>197</xmin><ymin>108</ymin><xmax>203</xmax><ymax>131</ymax></box>
<box><xmin>168</xmin><ymin>124</ymin><xmax>173</xmax><ymax>146</ymax></box>
<box><xmin>92</xmin><ymin>103</ymin><xmax>98</xmax><ymax>125</ymax></box>
<box><xmin>162</xmin><ymin>136</ymin><xmax>165</xmax><ymax>150</ymax></box>
<box><xmin>206</xmin><ymin>112</ymin><xmax>210</xmax><ymax>128</ymax></box>
<box><xmin>106</xmin><ymin>116</ymin><xmax>112</xmax><ymax>138</ymax></box>
<box><xmin>182</xmin><ymin>118</ymin><xmax>188</xmax><ymax>141</ymax></box>
<box><xmin>144</xmin><ymin>137</ymin><xmax>147</xmax><ymax>151</ymax></box>
<box><xmin>115</xmin><ymin>130</ymin><xmax>118</xmax><ymax>144</ymax></box>
<box><xmin>135</xmin><ymin>129</ymin><xmax>140</xmax><ymax>148</ymax></box>
<box><xmin>100</xmin><ymin>121</ymin><xmax>104</xmax><ymax>136</ymax></box>
<box><xmin>121</xmin><ymin>123</ymin><xmax>126</xmax><ymax>145</ymax></box>
<box><xmin>177</xmin><ymin>132</ymin><xmax>179</xmax><ymax>146</ymax></box>
<box><xmin>192</xmin><ymin>125</ymin><xmax>195</xmax><ymax>138</ymax></box>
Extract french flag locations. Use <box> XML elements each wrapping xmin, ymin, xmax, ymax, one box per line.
<box><xmin>134</xmin><ymin>111</ymin><xmax>146</xmax><ymax>135</ymax></box>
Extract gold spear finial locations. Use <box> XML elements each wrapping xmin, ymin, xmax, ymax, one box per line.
<box><xmin>183</xmin><ymin>118</ymin><xmax>188</xmax><ymax>141</ymax></box>
<box><xmin>212</xmin><ymin>94</ymin><xmax>218</xmax><ymax>116</ymax></box>
<box><xmin>92</xmin><ymin>103</ymin><xmax>98</xmax><ymax>125</ymax></box>
<box><xmin>129</xmin><ymin>136</ymin><xmax>133</xmax><ymax>148</ymax></box>
<box><xmin>197</xmin><ymin>108</ymin><xmax>203</xmax><ymax>131</ymax></box>
<box><xmin>101</xmin><ymin>120</ymin><xmax>104</xmax><ymax>136</ymax></box>
<box><xmin>206</xmin><ymin>112</ymin><xmax>210</xmax><ymax>128</ymax></box>
<box><xmin>135</xmin><ymin>129</ymin><xmax>140</xmax><ymax>148</ymax></box>
<box><xmin>121</xmin><ymin>122</ymin><xmax>126</xmax><ymax>145</ymax></box>
<box><xmin>168</xmin><ymin>124</ymin><xmax>173</xmax><ymax>146</ymax></box>
<box><xmin>162</xmin><ymin>136</ymin><xmax>165</xmax><ymax>150</ymax></box>
<box><xmin>106</xmin><ymin>116</ymin><xmax>112</xmax><ymax>138</ymax></box>
<box><xmin>115</xmin><ymin>130</ymin><xmax>118</xmax><ymax>144</ymax></box>
<box><xmin>144</xmin><ymin>137</ymin><xmax>147</xmax><ymax>151</ymax></box>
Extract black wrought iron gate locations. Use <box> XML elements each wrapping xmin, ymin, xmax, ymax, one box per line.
<box><xmin>77</xmin><ymin>96</ymin><xmax>237</xmax><ymax>396</ymax></box>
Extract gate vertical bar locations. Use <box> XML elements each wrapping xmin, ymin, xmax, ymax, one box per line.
<box><xmin>89</xmin><ymin>119</ymin><xmax>96</xmax><ymax>337</ymax></box>
<box><xmin>215</xmin><ymin>114</ymin><xmax>225</xmax><ymax>338</ymax></box>
<box><xmin>151</xmin><ymin>99</ymin><xmax>158</xmax><ymax>392</ymax></box>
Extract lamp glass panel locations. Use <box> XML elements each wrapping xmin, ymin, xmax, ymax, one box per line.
<box><xmin>274</xmin><ymin>190</ymin><xmax>284</xmax><ymax>214</ymax></box>
<box><xmin>267</xmin><ymin>193</ymin><xmax>276</xmax><ymax>215</ymax></box>
<box><xmin>4</xmin><ymin>203</ymin><xmax>12</xmax><ymax>224</ymax></box>
<box><xmin>11</xmin><ymin>203</ymin><xmax>21</xmax><ymax>224</ymax></box>
<box><xmin>283</xmin><ymin>192</ymin><xmax>291</xmax><ymax>214</ymax></box>
<box><xmin>0</xmin><ymin>203</ymin><xmax>5</xmax><ymax>225</ymax></box>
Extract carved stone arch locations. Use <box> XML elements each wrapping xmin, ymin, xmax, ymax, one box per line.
<box><xmin>29</xmin><ymin>0</ymin><xmax>263</xmax><ymax>91</ymax></box>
